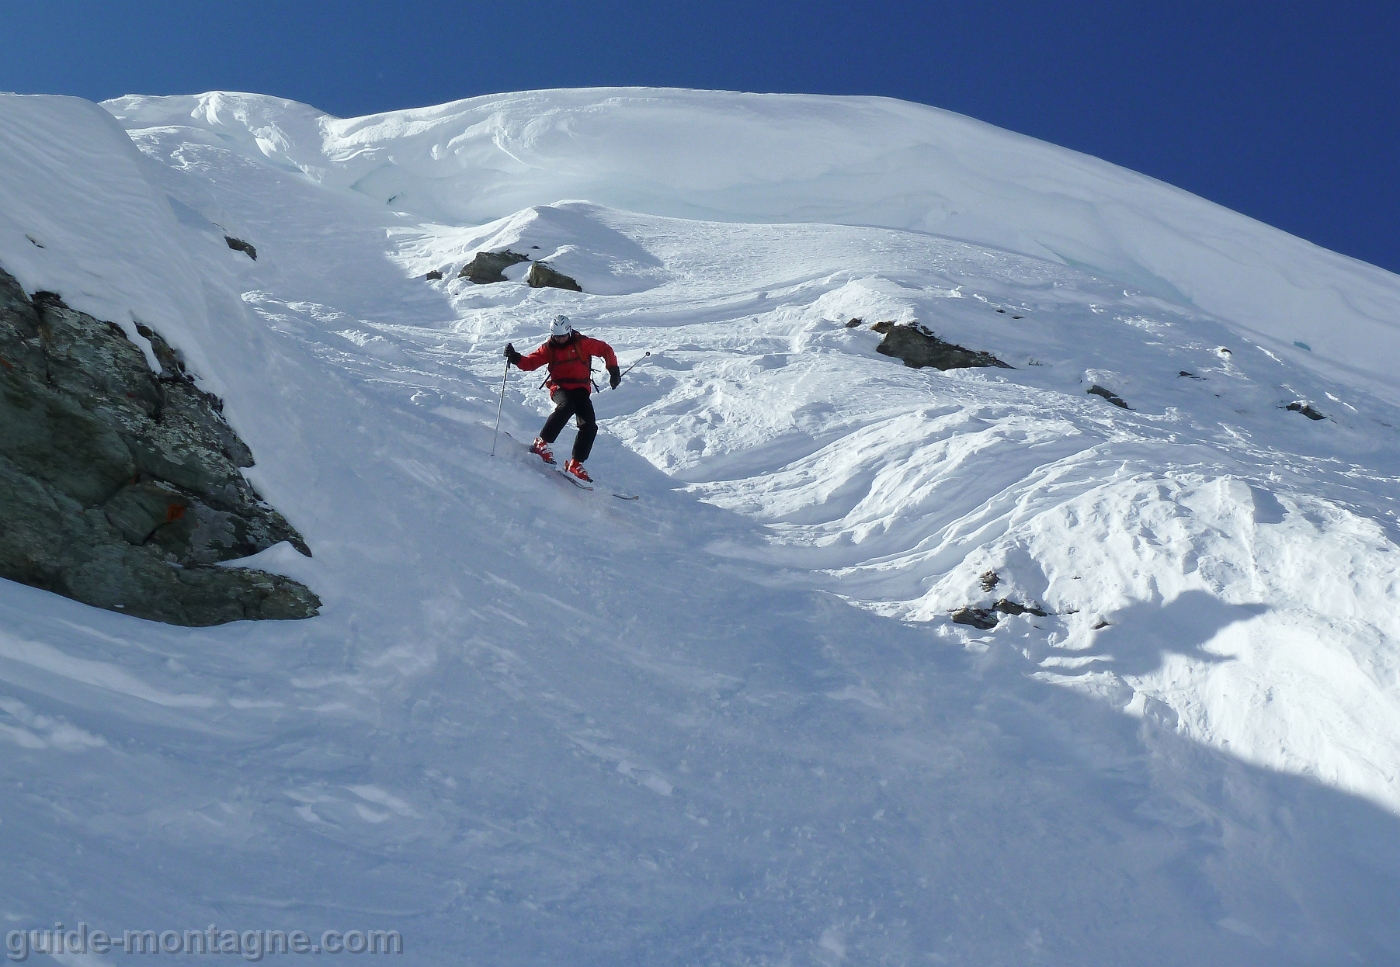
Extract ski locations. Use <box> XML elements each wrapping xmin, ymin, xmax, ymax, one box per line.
<box><xmin>557</xmin><ymin>467</ymin><xmax>640</xmax><ymax>500</ymax></box>
<box><xmin>553</xmin><ymin>464</ymin><xmax>640</xmax><ymax>500</ymax></box>
<box><xmin>510</xmin><ymin>434</ymin><xmax>637</xmax><ymax>500</ymax></box>
<box><xmin>553</xmin><ymin>466</ymin><xmax>594</xmax><ymax>491</ymax></box>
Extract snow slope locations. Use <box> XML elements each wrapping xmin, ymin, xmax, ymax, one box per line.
<box><xmin>1</xmin><ymin>88</ymin><xmax>1399</xmax><ymax>965</ymax></box>
<box><xmin>107</xmin><ymin>88</ymin><xmax>1400</xmax><ymax>404</ymax></box>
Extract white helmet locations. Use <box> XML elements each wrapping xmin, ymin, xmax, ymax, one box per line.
<box><xmin>550</xmin><ymin>315</ymin><xmax>572</xmax><ymax>338</ymax></box>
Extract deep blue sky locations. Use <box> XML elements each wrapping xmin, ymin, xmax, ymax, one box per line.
<box><xmin>4</xmin><ymin>1</ymin><xmax>1398</xmax><ymax>274</ymax></box>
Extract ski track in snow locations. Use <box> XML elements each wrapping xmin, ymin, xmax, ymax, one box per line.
<box><xmin>0</xmin><ymin>89</ymin><xmax>1399</xmax><ymax>964</ymax></box>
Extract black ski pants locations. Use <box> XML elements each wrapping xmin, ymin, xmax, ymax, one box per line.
<box><xmin>540</xmin><ymin>387</ymin><xmax>597</xmax><ymax>461</ymax></box>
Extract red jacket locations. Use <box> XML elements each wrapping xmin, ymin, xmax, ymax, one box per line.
<box><xmin>515</xmin><ymin>332</ymin><xmax>618</xmax><ymax>394</ymax></box>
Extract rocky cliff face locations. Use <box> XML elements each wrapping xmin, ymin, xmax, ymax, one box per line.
<box><xmin>0</xmin><ymin>265</ymin><xmax>319</xmax><ymax>626</ymax></box>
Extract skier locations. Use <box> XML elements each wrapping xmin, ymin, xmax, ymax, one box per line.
<box><xmin>504</xmin><ymin>315</ymin><xmax>620</xmax><ymax>483</ymax></box>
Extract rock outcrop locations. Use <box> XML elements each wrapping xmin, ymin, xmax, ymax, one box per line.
<box><xmin>951</xmin><ymin>598</ymin><xmax>1049</xmax><ymax>629</ymax></box>
<box><xmin>526</xmin><ymin>262</ymin><xmax>583</xmax><ymax>292</ymax></box>
<box><xmin>456</xmin><ymin>250</ymin><xmax>583</xmax><ymax>291</ymax></box>
<box><xmin>224</xmin><ymin>236</ymin><xmax>257</xmax><ymax>260</ymax></box>
<box><xmin>871</xmin><ymin>322</ymin><xmax>1011</xmax><ymax>370</ymax></box>
<box><xmin>0</xmin><ymin>265</ymin><xmax>318</xmax><ymax>626</ymax></box>
<box><xmin>1087</xmin><ymin>384</ymin><xmax>1130</xmax><ymax>409</ymax></box>
<box><xmin>459</xmin><ymin>250</ymin><xmax>529</xmax><ymax>284</ymax></box>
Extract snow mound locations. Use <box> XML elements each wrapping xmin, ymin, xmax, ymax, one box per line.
<box><xmin>396</xmin><ymin>202</ymin><xmax>668</xmax><ymax>295</ymax></box>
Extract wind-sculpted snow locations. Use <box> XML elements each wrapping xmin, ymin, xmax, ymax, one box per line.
<box><xmin>396</xmin><ymin>202</ymin><xmax>669</xmax><ymax>295</ymax></box>
<box><xmin>2</xmin><ymin>89</ymin><xmax>1400</xmax><ymax>964</ymax></box>
<box><xmin>104</xmin><ymin>87</ymin><xmax>1400</xmax><ymax>402</ymax></box>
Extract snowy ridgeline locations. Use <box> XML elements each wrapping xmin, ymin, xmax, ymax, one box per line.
<box><xmin>1</xmin><ymin>89</ymin><xmax>1399</xmax><ymax>964</ymax></box>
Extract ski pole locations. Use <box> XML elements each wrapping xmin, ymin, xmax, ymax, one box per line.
<box><xmin>490</xmin><ymin>356</ymin><xmax>510</xmax><ymax>456</ymax></box>
<box><xmin>618</xmin><ymin>351</ymin><xmax>651</xmax><ymax>381</ymax></box>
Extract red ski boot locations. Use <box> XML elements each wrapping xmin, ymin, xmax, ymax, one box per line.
<box><xmin>564</xmin><ymin>459</ymin><xmax>592</xmax><ymax>483</ymax></box>
<box><xmin>530</xmin><ymin>438</ymin><xmax>555</xmax><ymax>465</ymax></box>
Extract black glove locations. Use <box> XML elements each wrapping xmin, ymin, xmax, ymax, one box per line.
<box><xmin>504</xmin><ymin>342</ymin><xmax>522</xmax><ymax>366</ymax></box>
<box><xmin>608</xmin><ymin>364</ymin><xmax>621</xmax><ymax>389</ymax></box>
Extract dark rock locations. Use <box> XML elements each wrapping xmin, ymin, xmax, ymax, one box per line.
<box><xmin>951</xmin><ymin>596</ymin><xmax>1049</xmax><ymax>629</ymax></box>
<box><xmin>102</xmin><ymin>479</ymin><xmax>190</xmax><ymax>545</ymax></box>
<box><xmin>134</xmin><ymin>322</ymin><xmax>188</xmax><ymax>379</ymax></box>
<box><xmin>424</xmin><ymin>269</ymin><xmax>443</xmax><ymax>281</ymax></box>
<box><xmin>993</xmin><ymin>598</ymin><xmax>1047</xmax><ymax>617</ymax></box>
<box><xmin>874</xmin><ymin>323</ymin><xmax>1012</xmax><ymax>371</ymax></box>
<box><xmin>950</xmin><ymin>606</ymin><xmax>998</xmax><ymax>630</ymax></box>
<box><xmin>0</xmin><ymin>271</ymin><xmax>47</xmax><ymax>375</ymax></box>
<box><xmin>870</xmin><ymin>321</ymin><xmax>896</xmax><ymax>334</ymax></box>
<box><xmin>224</xmin><ymin>236</ymin><xmax>257</xmax><ymax>260</ymax></box>
<box><xmin>1178</xmin><ymin>371</ymin><xmax>1204</xmax><ymax>379</ymax></box>
<box><xmin>1087</xmin><ymin>384</ymin><xmax>1130</xmax><ymax>409</ymax></box>
<box><xmin>459</xmin><ymin>250</ymin><xmax>530</xmax><ymax>284</ymax></box>
<box><xmin>844</xmin><ymin>317</ymin><xmax>863</xmax><ymax>329</ymax></box>
<box><xmin>32</xmin><ymin>293</ymin><xmax>163</xmax><ymax>420</ymax></box>
<box><xmin>0</xmin><ymin>265</ymin><xmax>317</xmax><ymax>626</ymax></box>
<box><xmin>0</xmin><ymin>374</ymin><xmax>135</xmax><ymax>505</ymax></box>
<box><xmin>1286</xmin><ymin>401</ymin><xmax>1325</xmax><ymax>421</ymax></box>
<box><xmin>979</xmin><ymin>569</ymin><xmax>999</xmax><ymax>592</ymax></box>
<box><xmin>526</xmin><ymin>262</ymin><xmax>583</xmax><ymax>292</ymax></box>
